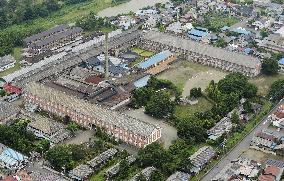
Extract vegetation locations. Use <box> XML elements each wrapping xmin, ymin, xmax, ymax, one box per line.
<box><xmin>268</xmin><ymin>79</ymin><xmax>284</xmax><ymax>101</ymax></box>
<box><xmin>262</xmin><ymin>58</ymin><xmax>279</xmax><ymax>75</ymax></box>
<box><xmin>0</xmin><ymin>0</ymin><xmax>129</xmax><ymax>56</ymax></box>
<box><xmin>130</xmin><ymin>77</ymin><xmax>180</xmax><ymax>119</ymax></box>
<box><xmin>197</xmin><ymin>12</ymin><xmax>239</xmax><ymax>32</ymax></box>
<box><xmin>190</xmin><ymin>87</ymin><xmax>202</xmax><ymax>98</ymax></box>
<box><xmin>0</xmin><ymin>120</ymin><xmax>37</xmax><ymax>154</ymax></box>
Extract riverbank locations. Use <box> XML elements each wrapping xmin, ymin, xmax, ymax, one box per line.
<box><xmin>98</xmin><ymin>0</ymin><xmax>169</xmax><ymax>17</ymax></box>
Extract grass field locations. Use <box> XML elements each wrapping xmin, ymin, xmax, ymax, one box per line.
<box><xmin>130</xmin><ymin>48</ymin><xmax>155</xmax><ymax>67</ymax></box>
<box><xmin>249</xmin><ymin>74</ymin><xmax>284</xmax><ymax>97</ymax></box>
<box><xmin>175</xmin><ymin>97</ymin><xmax>213</xmax><ymax>119</ymax></box>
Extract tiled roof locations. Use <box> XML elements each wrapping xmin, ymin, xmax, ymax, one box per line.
<box><xmin>25</xmin><ymin>82</ymin><xmax>160</xmax><ymax>137</ymax></box>
<box><xmin>0</xmin><ymin>101</ymin><xmax>20</xmax><ymax>121</ymax></box>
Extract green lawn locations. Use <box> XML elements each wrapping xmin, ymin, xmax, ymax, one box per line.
<box><xmin>175</xmin><ymin>97</ymin><xmax>213</xmax><ymax>119</ymax></box>
<box><xmin>201</xmin><ymin>12</ymin><xmax>239</xmax><ymax>32</ymax></box>
<box><xmin>249</xmin><ymin>74</ymin><xmax>284</xmax><ymax>97</ymax></box>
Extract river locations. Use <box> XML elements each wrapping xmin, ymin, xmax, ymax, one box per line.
<box><xmin>98</xmin><ymin>0</ymin><xmax>169</xmax><ymax>17</ymax></box>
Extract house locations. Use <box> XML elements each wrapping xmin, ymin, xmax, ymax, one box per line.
<box><xmin>190</xmin><ymin>146</ymin><xmax>216</xmax><ymax>174</ymax></box>
<box><xmin>0</xmin><ymin>144</ymin><xmax>28</xmax><ymax>170</ymax></box>
<box><xmin>208</xmin><ymin>117</ymin><xmax>233</xmax><ymax>140</ymax></box>
<box><xmin>252</xmin><ymin>19</ymin><xmax>273</xmax><ymax>30</ymax></box>
<box><xmin>68</xmin><ymin>164</ymin><xmax>93</xmax><ymax>181</ymax></box>
<box><xmin>0</xmin><ymin>101</ymin><xmax>20</xmax><ymax>125</ymax></box>
<box><xmin>105</xmin><ymin>155</ymin><xmax>136</xmax><ymax>178</ymax></box>
<box><xmin>26</xmin><ymin>113</ymin><xmax>71</xmax><ymax>144</ymax></box>
<box><xmin>260</xmin><ymin>27</ymin><xmax>284</xmax><ymax>52</ymax></box>
<box><xmin>3</xmin><ymin>83</ymin><xmax>22</xmax><ymax>95</ymax></box>
<box><xmin>0</xmin><ymin>55</ymin><xmax>16</xmax><ymax>72</ymax></box>
<box><xmin>213</xmin><ymin>156</ymin><xmax>261</xmax><ymax>181</ymax></box>
<box><xmin>166</xmin><ymin>21</ymin><xmax>184</xmax><ymax>34</ymax></box>
<box><xmin>269</xmin><ymin>104</ymin><xmax>284</xmax><ymax>129</ymax></box>
<box><xmin>166</xmin><ymin>171</ymin><xmax>191</xmax><ymax>181</ymax></box>
<box><xmin>258</xmin><ymin>166</ymin><xmax>282</xmax><ymax>181</ymax></box>
<box><xmin>129</xmin><ymin>167</ymin><xmax>156</xmax><ymax>181</ymax></box>
<box><xmin>187</xmin><ymin>27</ymin><xmax>210</xmax><ymax>41</ymax></box>
<box><xmin>250</xmin><ymin>131</ymin><xmax>279</xmax><ymax>153</ymax></box>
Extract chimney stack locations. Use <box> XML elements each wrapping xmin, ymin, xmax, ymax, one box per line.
<box><xmin>105</xmin><ymin>33</ymin><xmax>109</xmax><ymax>78</ymax></box>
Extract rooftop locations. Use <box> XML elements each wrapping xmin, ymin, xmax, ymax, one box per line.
<box><xmin>0</xmin><ymin>101</ymin><xmax>20</xmax><ymax>122</ymax></box>
<box><xmin>138</xmin><ymin>50</ymin><xmax>173</xmax><ymax>69</ymax></box>
<box><xmin>0</xmin><ymin>55</ymin><xmax>16</xmax><ymax>68</ymax></box>
<box><xmin>143</xmin><ymin>31</ymin><xmax>260</xmax><ymax>69</ymax></box>
<box><xmin>25</xmin><ymin>82</ymin><xmax>160</xmax><ymax>137</ymax></box>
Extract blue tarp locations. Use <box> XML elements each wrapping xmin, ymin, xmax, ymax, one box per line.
<box><xmin>137</xmin><ymin>50</ymin><xmax>172</xmax><ymax>69</ymax></box>
<box><xmin>279</xmin><ymin>58</ymin><xmax>284</xmax><ymax>65</ymax></box>
<box><xmin>134</xmin><ymin>75</ymin><xmax>150</xmax><ymax>88</ymax></box>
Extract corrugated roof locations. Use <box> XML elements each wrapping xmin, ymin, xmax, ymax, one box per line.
<box><xmin>143</xmin><ymin>31</ymin><xmax>260</xmax><ymax>69</ymax></box>
<box><xmin>138</xmin><ymin>50</ymin><xmax>173</xmax><ymax>69</ymax></box>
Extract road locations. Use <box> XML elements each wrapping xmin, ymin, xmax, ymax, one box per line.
<box><xmin>201</xmin><ymin>100</ymin><xmax>283</xmax><ymax>181</ymax></box>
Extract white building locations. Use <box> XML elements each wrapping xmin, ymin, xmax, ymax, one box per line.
<box><xmin>0</xmin><ymin>55</ymin><xmax>16</xmax><ymax>72</ymax></box>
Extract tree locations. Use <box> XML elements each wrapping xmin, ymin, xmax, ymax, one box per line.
<box><xmin>145</xmin><ymin>91</ymin><xmax>176</xmax><ymax>118</ymax></box>
<box><xmin>190</xmin><ymin>87</ymin><xmax>202</xmax><ymax>98</ymax></box>
<box><xmin>243</xmin><ymin>101</ymin><xmax>253</xmax><ymax>113</ymax></box>
<box><xmin>260</xmin><ymin>29</ymin><xmax>269</xmax><ymax>38</ymax></box>
<box><xmin>231</xmin><ymin>110</ymin><xmax>240</xmax><ymax>124</ymax></box>
<box><xmin>36</xmin><ymin>139</ymin><xmax>50</xmax><ymax>153</ymax></box>
<box><xmin>262</xmin><ymin>58</ymin><xmax>279</xmax><ymax>75</ymax></box>
<box><xmin>150</xmin><ymin>170</ymin><xmax>164</xmax><ymax>181</ymax></box>
<box><xmin>137</xmin><ymin>174</ymin><xmax>147</xmax><ymax>181</ymax></box>
<box><xmin>67</xmin><ymin>122</ymin><xmax>80</xmax><ymax>135</ymax></box>
<box><xmin>215</xmin><ymin>38</ymin><xmax>228</xmax><ymax>48</ymax></box>
<box><xmin>177</xmin><ymin>118</ymin><xmax>207</xmax><ymax>144</ymax></box>
<box><xmin>118</xmin><ymin>159</ymin><xmax>130</xmax><ymax>179</ymax></box>
<box><xmin>268</xmin><ymin>79</ymin><xmax>284</xmax><ymax>101</ymax></box>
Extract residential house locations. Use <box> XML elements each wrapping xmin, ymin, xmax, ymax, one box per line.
<box><xmin>129</xmin><ymin>167</ymin><xmax>156</xmax><ymax>181</ymax></box>
<box><xmin>26</xmin><ymin>113</ymin><xmax>71</xmax><ymax>144</ymax></box>
<box><xmin>190</xmin><ymin>146</ymin><xmax>216</xmax><ymax>174</ymax></box>
<box><xmin>166</xmin><ymin>171</ymin><xmax>191</xmax><ymax>181</ymax></box>
<box><xmin>258</xmin><ymin>166</ymin><xmax>283</xmax><ymax>181</ymax></box>
<box><xmin>0</xmin><ymin>144</ymin><xmax>28</xmax><ymax>171</ymax></box>
<box><xmin>0</xmin><ymin>55</ymin><xmax>16</xmax><ymax>72</ymax></box>
<box><xmin>250</xmin><ymin>131</ymin><xmax>279</xmax><ymax>153</ymax></box>
<box><xmin>208</xmin><ymin>117</ymin><xmax>233</xmax><ymax>140</ymax></box>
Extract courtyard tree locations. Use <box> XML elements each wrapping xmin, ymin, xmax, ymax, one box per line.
<box><xmin>262</xmin><ymin>58</ymin><xmax>279</xmax><ymax>75</ymax></box>
<box><xmin>190</xmin><ymin>87</ymin><xmax>202</xmax><ymax>98</ymax></box>
<box><xmin>145</xmin><ymin>91</ymin><xmax>176</xmax><ymax>119</ymax></box>
<box><xmin>150</xmin><ymin>170</ymin><xmax>164</xmax><ymax>181</ymax></box>
<box><xmin>231</xmin><ymin>110</ymin><xmax>240</xmax><ymax>124</ymax></box>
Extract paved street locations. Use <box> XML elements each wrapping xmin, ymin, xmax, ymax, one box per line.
<box><xmin>201</xmin><ymin>100</ymin><xmax>284</xmax><ymax>181</ymax></box>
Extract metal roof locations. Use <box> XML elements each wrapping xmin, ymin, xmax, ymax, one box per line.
<box><xmin>143</xmin><ymin>31</ymin><xmax>260</xmax><ymax>69</ymax></box>
<box><xmin>137</xmin><ymin>50</ymin><xmax>173</xmax><ymax>69</ymax></box>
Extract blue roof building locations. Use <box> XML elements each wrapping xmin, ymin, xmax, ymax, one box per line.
<box><xmin>0</xmin><ymin>146</ymin><xmax>28</xmax><ymax>170</ymax></box>
<box><xmin>232</xmin><ymin>28</ymin><xmax>251</xmax><ymax>35</ymax></box>
<box><xmin>187</xmin><ymin>27</ymin><xmax>209</xmax><ymax>41</ymax></box>
<box><xmin>137</xmin><ymin>50</ymin><xmax>173</xmax><ymax>69</ymax></box>
<box><xmin>134</xmin><ymin>75</ymin><xmax>150</xmax><ymax>88</ymax></box>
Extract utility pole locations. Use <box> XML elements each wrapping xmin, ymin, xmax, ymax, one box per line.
<box><xmin>105</xmin><ymin>33</ymin><xmax>109</xmax><ymax>79</ymax></box>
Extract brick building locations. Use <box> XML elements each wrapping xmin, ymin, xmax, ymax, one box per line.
<box><xmin>24</xmin><ymin>82</ymin><xmax>161</xmax><ymax>148</ymax></box>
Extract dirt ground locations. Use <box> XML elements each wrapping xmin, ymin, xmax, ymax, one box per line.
<box><xmin>158</xmin><ymin>60</ymin><xmax>228</xmax><ymax>97</ymax></box>
<box><xmin>242</xmin><ymin>148</ymin><xmax>284</xmax><ymax>164</ymax></box>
